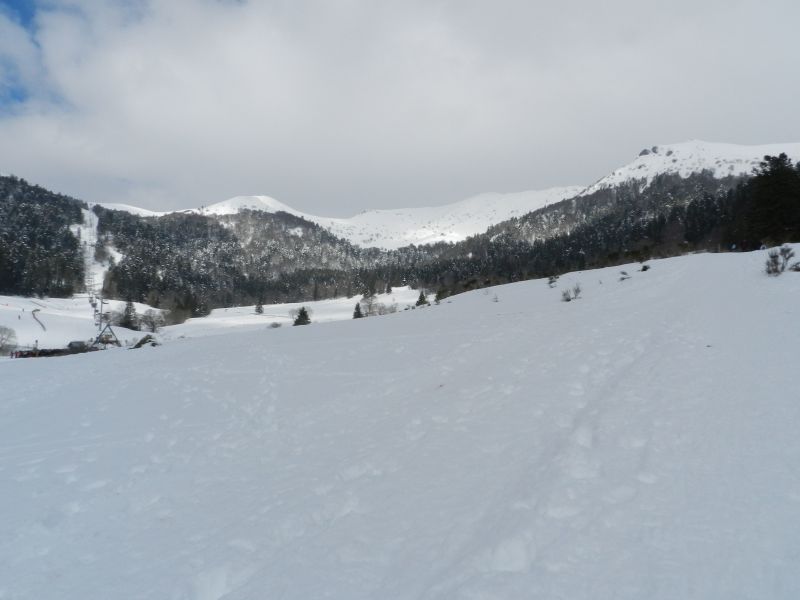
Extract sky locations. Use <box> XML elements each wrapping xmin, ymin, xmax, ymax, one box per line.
<box><xmin>0</xmin><ymin>0</ymin><xmax>799</xmax><ymax>215</ymax></box>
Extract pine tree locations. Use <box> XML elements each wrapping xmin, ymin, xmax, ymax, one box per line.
<box><xmin>120</xmin><ymin>299</ymin><xmax>139</xmax><ymax>330</ymax></box>
<box><xmin>415</xmin><ymin>290</ymin><xmax>428</xmax><ymax>307</ymax></box>
<box><xmin>353</xmin><ymin>302</ymin><xmax>363</xmax><ymax>319</ymax></box>
<box><xmin>293</xmin><ymin>306</ymin><xmax>311</xmax><ymax>326</ymax></box>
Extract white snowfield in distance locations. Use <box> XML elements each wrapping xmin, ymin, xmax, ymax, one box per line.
<box><xmin>0</xmin><ymin>295</ymin><xmax>152</xmax><ymax>350</ymax></box>
<box><xmin>2</xmin><ymin>247</ymin><xmax>799</xmax><ymax>600</ymax></box>
<box><xmin>0</xmin><ymin>287</ymin><xmax>423</xmax><ymax>350</ymax></box>
<box><xmin>98</xmin><ymin>140</ymin><xmax>800</xmax><ymax>250</ymax></box>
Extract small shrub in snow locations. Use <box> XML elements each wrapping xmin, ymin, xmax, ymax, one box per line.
<box><xmin>547</xmin><ymin>275</ymin><xmax>559</xmax><ymax>288</ymax></box>
<box><xmin>640</xmin><ymin>264</ymin><xmax>651</xmax><ymax>272</ymax></box>
<box><xmin>766</xmin><ymin>250</ymin><xmax>782</xmax><ymax>276</ymax></box>
<box><xmin>415</xmin><ymin>291</ymin><xmax>429</xmax><ymax>307</ymax></box>
<box><xmin>619</xmin><ymin>271</ymin><xmax>631</xmax><ymax>281</ymax></box>
<box><xmin>766</xmin><ymin>245</ymin><xmax>796</xmax><ymax>276</ymax></box>
<box><xmin>780</xmin><ymin>246</ymin><xmax>795</xmax><ymax>270</ymax></box>
<box><xmin>561</xmin><ymin>283</ymin><xmax>583</xmax><ymax>302</ymax></box>
<box><xmin>269</xmin><ymin>322</ymin><xmax>282</xmax><ymax>328</ymax></box>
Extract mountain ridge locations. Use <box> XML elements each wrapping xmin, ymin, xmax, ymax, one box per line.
<box><xmin>98</xmin><ymin>140</ymin><xmax>800</xmax><ymax>250</ymax></box>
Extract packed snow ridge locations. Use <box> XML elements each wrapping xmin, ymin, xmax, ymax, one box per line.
<box><xmin>2</xmin><ymin>248</ymin><xmax>799</xmax><ymax>600</ymax></box>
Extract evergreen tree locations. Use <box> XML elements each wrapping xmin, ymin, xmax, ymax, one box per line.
<box><xmin>353</xmin><ymin>302</ymin><xmax>363</xmax><ymax>318</ymax></box>
<box><xmin>415</xmin><ymin>290</ymin><xmax>428</xmax><ymax>306</ymax></box>
<box><xmin>749</xmin><ymin>154</ymin><xmax>800</xmax><ymax>243</ymax></box>
<box><xmin>255</xmin><ymin>299</ymin><xmax>264</xmax><ymax>314</ymax></box>
<box><xmin>120</xmin><ymin>299</ymin><xmax>139</xmax><ymax>330</ymax></box>
<box><xmin>293</xmin><ymin>306</ymin><xmax>311</xmax><ymax>326</ymax></box>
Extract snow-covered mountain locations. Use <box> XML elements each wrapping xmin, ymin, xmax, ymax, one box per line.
<box><xmin>99</xmin><ymin>140</ymin><xmax>800</xmax><ymax>250</ymax></box>
<box><xmin>183</xmin><ymin>186</ymin><xmax>584</xmax><ymax>249</ymax></box>
<box><xmin>580</xmin><ymin>140</ymin><xmax>800</xmax><ymax>196</ymax></box>
<box><xmin>3</xmin><ymin>248</ymin><xmax>799</xmax><ymax>599</ymax></box>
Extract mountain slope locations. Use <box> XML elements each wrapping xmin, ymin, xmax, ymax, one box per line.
<box><xmin>581</xmin><ymin>140</ymin><xmax>800</xmax><ymax>196</ymax></box>
<box><xmin>2</xmin><ymin>249</ymin><xmax>799</xmax><ymax>599</ymax></box>
<box><xmin>184</xmin><ymin>186</ymin><xmax>584</xmax><ymax>249</ymax></box>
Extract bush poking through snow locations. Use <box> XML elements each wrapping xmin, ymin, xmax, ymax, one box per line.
<box><xmin>619</xmin><ymin>271</ymin><xmax>631</xmax><ymax>281</ymax></box>
<box><xmin>561</xmin><ymin>283</ymin><xmax>583</xmax><ymax>302</ymax></box>
<box><xmin>547</xmin><ymin>275</ymin><xmax>559</xmax><ymax>288</ymax></box>
<box><xmin>766</xmin><ymin>250</ymin><xmax>782</xmax><ymax>276</ymax></box>
<box><xmin>765</xmin><ymin>246</ymin><xmax>795</xmax><ymax>276</ymax></box>
<box><xmin>641</xmin><ymin>264</ymin><xmax>651</xmax><ymax>272</ymax></box>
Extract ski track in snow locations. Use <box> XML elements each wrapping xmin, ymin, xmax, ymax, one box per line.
<box><xmin>1</xmin><ymin>249</ymin><xmax>799</xmax><ymax>599</ymax></box>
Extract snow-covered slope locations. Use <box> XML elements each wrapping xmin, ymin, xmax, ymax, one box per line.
<box><xmin>187</xmin><ymin>186</ymin><xmax>583</xmax><ymax>249</ymax></box>
<box><xmin>2</xmin><ymin>248</ymin><xmax>799</xmax><ymax>599</ymax></box>
<box><xmin>97</xmin><ymin>203</ymin><xmax>167</xmax><ymax>217</ymax></box>
<box><xmin>0</xmin><ymin>295</ymin><xmax>151</xmax><ymax>349</ymax></box>
<box><xmin>581</xmin><ymin>140</ymin><xmax>800</xmax><ymax>196</ymax></box>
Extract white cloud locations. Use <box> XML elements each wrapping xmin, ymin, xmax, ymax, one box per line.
<box><xmin>0</xmin><ymin>0</ymin><xmax>798</xmax><ymax>213</ymax></box>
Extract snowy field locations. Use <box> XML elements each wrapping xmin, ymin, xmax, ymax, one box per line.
<box><xmin>1</xmin><ymin>249</ymin><xmax>799</xmax><ymax>599</ymax></box>
<box><xmin>0</xmin><ymin>295</ymin><xmax>151</xmax><ymax>351</ymax></box>
<box><xmin>0</xmin><ymin>287</ymin><xmax>422</xmax><ymax>351</ymax></box>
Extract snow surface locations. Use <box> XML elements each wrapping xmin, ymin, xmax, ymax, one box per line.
<box><xmin>2</xmin><ymin>248</ymin><xmax>799</xmax><ymax>599</ymax></box>
<box><xmin>581</xmin><ymin>140</ymin><xmax>800</xmax><ymax>196</ymax></box>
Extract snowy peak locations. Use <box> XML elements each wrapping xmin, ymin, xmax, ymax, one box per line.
<box><xmin>191</xmin><ymin>195</ymin><xmax>300</xmax><ymax>217</ymax></box>
<box><xmin>582</xmin><ymin>140</ymin><xmax>800</xmax><ymax>196</ymax></box>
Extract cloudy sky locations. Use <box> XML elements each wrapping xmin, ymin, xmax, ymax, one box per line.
<box><xmin>0</xmin><ymin>0</ymin><xmax>798</xmax><ymax>215</ymax></box>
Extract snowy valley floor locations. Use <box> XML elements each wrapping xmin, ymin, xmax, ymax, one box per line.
<box><xmin>1</xmin><ymin>249</ymin><xmax>799</xmax><ymax>599</ymax></box>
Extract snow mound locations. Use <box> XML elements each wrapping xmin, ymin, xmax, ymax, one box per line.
<box><xmin>2</xmin><ymin>248</ymin><xmax>799</xmax><ymax>599</ymax></box>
